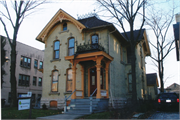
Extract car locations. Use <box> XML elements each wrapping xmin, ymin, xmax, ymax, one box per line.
<box><xmin>157</xmin><ymin>92</ymin><xmax>179</xmax><ymax>111</ymax></box>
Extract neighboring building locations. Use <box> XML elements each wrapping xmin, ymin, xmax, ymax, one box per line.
<box><xmin>146</xmin><ymin>73</ymin><xmax>159</xmax><ymax>100</ymax></box>
<box><xmin>165</xmin><ymin>83</ymin><xmax>180</xmax><ymax>95</ymax></box>
<box><xmin>1</xmin><ymin>35</ymin><xmax>44</xmax><ymax>106</ymax></box>
<box><xmin>173</xmin><ymin>13</ymin><xmax>180</xmax><ymax>61</ymax></box>
<box><xmin>36</xmin><ymin>9</ymin><xmax>151</xmax><ymax>111</ymax></box>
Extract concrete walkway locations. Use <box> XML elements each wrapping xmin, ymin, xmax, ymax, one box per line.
<box><xmin>36</xmin><ymin>113</ymin><xmax>89</xmax><ymax>119</ymax></box>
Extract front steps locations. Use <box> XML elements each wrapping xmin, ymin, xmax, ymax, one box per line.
<box><xmin>64</xmin><ymin>98</ymin><xmax>109</xmax><ymax>115</ymax></box>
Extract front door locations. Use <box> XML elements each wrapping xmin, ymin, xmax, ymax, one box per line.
<box><xmin>90</xmin><ymin>67</ymin><xmax>104</xmax><ymax>96</ymax></box>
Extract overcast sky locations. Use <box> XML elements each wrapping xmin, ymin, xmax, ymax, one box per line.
<box><xmin>0</xmin><ymin>0</ymin><xmax>179</xmax><ymax>88</ymax></box>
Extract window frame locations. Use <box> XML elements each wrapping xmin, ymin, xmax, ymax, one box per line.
<box><xmin>33</xmin><ymin>76</ymin><xmax>37</xmax><ymax>86</ymax></box>
<box><xmin>128</xmin><ymin>73</ymin><xmax>132</xmax><ymax>93</ymax></box>
<box><xmin>66</xmin><ymin>68</ymin><xmax>72</xmax><ymax>92</ymax></box>
<box><xmin>20</xmin><ymin>56</ymin><xmax>31</xmax><ymax>68</ymax></box>
<box><xmin>38</xmin><ymin>77</ymin><xmax>42</xmax><ymax>86</ymax></box>
<box><xmin>18</xmin><ymin>74</ymin><xmax>30</xmax><ymax>86</ymax></box>
<box><xmin>39</xmin><ymin>61</ymin><xmax>43</xmax><ymax>69</ymax></box>
<box><xmin>63</xmin><ymin>23</ymin><xmax>67</xmax><ymax>31</ymax></box>
<box><xmin>51</xmin><ymin>70</ymin><xmax>59</xmax><ymax>92</ymax></box>
<box><xmin>34</xmin><ymin>59</ymin><xmax>38</xmax><ymax>69</ymax></box>
<box><xmin>53</xmin><ymin>40</ymin><xmax>60</xmax><ymax>59</ymax></box>
<box><xmin>68</xmin><ymin>37</ymin><xmax>75</xmax><ymax>56</ymax></box>
<box><xmin>91</xmin><ymin>34</ymin><xmax>99</xmax><ymax>44</ymax></box>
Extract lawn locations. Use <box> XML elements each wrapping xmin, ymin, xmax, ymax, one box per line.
<box><xmin>1</xmin><ymin>107</ymin><xmax>62</xmax><ymax>119</ymax></box>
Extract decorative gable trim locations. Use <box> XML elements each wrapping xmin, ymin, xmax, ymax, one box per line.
<box><xmin>36</xmin><ymin>9</ymin><xmax>86</xmax><ymax>43</ymax></box>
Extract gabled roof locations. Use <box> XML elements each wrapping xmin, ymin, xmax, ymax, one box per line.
<box><xmin>146</xmin><ymin>73</ymin><xmax>159</xmax><ymax>87</ymax></box>
<box><xmin>78</xmin><ymin>16</ymin><xmax>112</xmax><ymax>29</ymax></box>
<box><xmin>36</xmin><ymin>9</ymin><xmax>86</xmax><ymax>43</ymax></box>
<box><xmin>121</xmin><ymin>29</ymin><xmax>145</xmax><ymax>42</ymax></box>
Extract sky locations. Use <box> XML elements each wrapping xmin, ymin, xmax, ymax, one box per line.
<box><xmin>0</xmin><ymin>0</ymin><xmax>179</xmax><ymax>88</ymax></box>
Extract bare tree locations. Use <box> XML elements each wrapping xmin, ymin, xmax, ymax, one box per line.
<box><xmin>145</xmin><ymin>3</ymin><xmax>176</xmax><ymax>92</ymax></box>
<box><xmin>0</xmin><ymin>0</ymin><xmax>48</xmax><ymax>107</ymax></box>
<box><xmin>96</xmin><ymin>0</ymin><xmax>146</xmax><ymax>102</ymax></box>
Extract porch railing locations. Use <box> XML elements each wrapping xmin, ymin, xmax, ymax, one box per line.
<box><xmin>64</xmin><ymin>89</ymin><xmax>76</xmax><ymax>113</ymax></box>
<box><xmin>90</xmin><ymin>88</ymin><xmax>97</xmax><ymax>113</ymax></box>
<box><xmin>76</xmin><ymin>42</ymin><xmax>105</xmax><ymax>54</ymax></box>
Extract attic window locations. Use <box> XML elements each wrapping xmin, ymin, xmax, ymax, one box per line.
<box><xmin>63</xmin><ymin>23</ymin><xmax>67</xmax><ymax>31</ymax></box>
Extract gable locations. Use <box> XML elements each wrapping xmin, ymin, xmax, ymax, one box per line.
<box><xmin>36</xmin><ymin>9</ymin><xmax>86</xmax><ymax>43</ymax></box>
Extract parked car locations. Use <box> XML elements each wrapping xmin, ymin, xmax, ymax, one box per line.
<box><xmin>157</xmin><ymin>92</ymin><xmax>179</xmax><ymax>111</ymax></box>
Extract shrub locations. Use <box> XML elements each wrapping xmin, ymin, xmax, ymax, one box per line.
<box><xmin>42</xmin><ymin>103</ymin><xmax>47</xmax><ymax>110</ymax></box>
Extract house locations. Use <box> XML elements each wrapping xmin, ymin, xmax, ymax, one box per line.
<box><xmin>173</xmin><ymin>13</ymin><xmax>180</xmax><ymax>61</ymax></box>
<box><xmin>146</xmin><ymin>73</ymin><xmax>159</xmax><ymax>100</ymax></box>
<box><xmin>36</xmin><ymin>9</ymin><xmax>151</xmax><ymax>112</ymax></box>
<box><xmin>1</xmin><ymin>35</ymin><xmax>44</xmax><ymax>106</ymax></box>
<box><xmin>165</xmin><ymin>83</ymin><xmax>180</xmax><ymax>95</ymax></box>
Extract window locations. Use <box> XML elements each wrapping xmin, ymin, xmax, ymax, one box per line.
<box><xmin>20</xmin><ymin>56</ymin><xmax>31</xmax><ymax>68</ymax></box>
<box><xmin>91</xmin><ymin>34</ymin><xmax>98</xmax><ymax>44</ymax></box>
<box><xmin>32</xmin><ymin>94</ymin><xmax>36</xmax><ymax>103</ymax></box>
<box><xmin>53</xmin><ymin>41</ymin><xmax>60</xmax><ymax>59</ymax></box>
<box><xmin>34</xmin><ymin>60</ymin><xmax>38</xmax><ymax>69</ymax></box>
<box><xmin>140</xmin><ymin>48</ymin><xmax>143</xmax><ymax>69</ymax></box>
<box><xmin>8</xmin><ymin>92</ymin><xmax>11</xmax><ymax>103</ymax></box>
<box><xmin>120</xmin><ymin>46</ymin><xmax>123</xmax><ymax>62</ymax></box>
<box><xmin>18</xmin><ymin>74</ymin><xmax>30</xmax><ymax>86</ymax></box>
<box><xmin>52</xmin><ymin>70</ymin><xmax>58</xmax><ymax>92</ymax></box>
<box><xmin>39</xmin><ymin>61</ymin><xmax>43</xmax><ymax>69</ymax></box>
<box><xmin>38</xmin><ymin>77</ymin><xmax>42</xmax><ymax>86</ymax></box>
<box><xmin>33</xmin><ymin>76</ymin><xmax>37</xmax><ymax>86</ymax></box>
<box><xmin>128</xmin><ymin>74</ymin><xmax>132</xmax><ymax>93</ymax></box>
<box><xmin>66</xmin><ymin>69</ymin><xmax>72</xmax><ymax>92</ymax></box>
<box><xmin>63</xmin><ymin>23</ymin><xmax>67</xmax><ymax>31</ymax></box>
<box><xmin>127</xmin><ymin>46</ymin><xmax>131</xmax><ymax>64</ymax></box>
<box><xmin>68</xmin><ymin>38</ymin><xmax>75</xmax><ymax>56</ymax></box>
<box><xmin>38</xmin><ymin>94</ymin><xmax>41</xmax><ymax>98</ymax></box>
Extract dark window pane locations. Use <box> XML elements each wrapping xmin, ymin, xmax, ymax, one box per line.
<box><xmin>39</xmin><ymin>61</ymin><xmax>43</xmax><ymax>69</ymax></box>
<box><xmin>63</xmin><ymin>23</ymin><xmax>67</xmax><ymax>31</ymax></box>
<box><xmin>54</xmin><ymin>41</ymin><xmax>60</xmax><ymax>50</ymax></box>
<box><xmin>34</xmin><ymin>60</ymin><xmax>38</xmax><ymax>68</ymax></box>
<box><xmin>33</xmin><ymin>77</ymin><xmax>36</xmax><ymax>86</ymax></box>
<box><xmin>92</xmin><ymin>35</ymin><xmax>98</xmax><ymax>44</ymax></box>
<box><xmin>20</xmin><ymin>57</ymin><xmax>23</xmax><ymax>65</ymax></box>
<box><xmin>38</xmin><ymin>78</ymin><xmax>42</xmax><ymax>86</ymax></box>
<box><xmin>68</xmin><ymin>48</ymin><xmax>74</xmax><ymax>56</ymax></box>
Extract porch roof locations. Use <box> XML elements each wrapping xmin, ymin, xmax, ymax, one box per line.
<box><xmin>65</xmin><ymin>51</ymin><xmax>113</xmax><ymax>62</ymax></box>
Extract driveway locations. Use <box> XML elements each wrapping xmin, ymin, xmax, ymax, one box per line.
<box><xmin>147</xmin><ymin>111</ymin><xmax>179</xmax><ymax>119</ymax></box>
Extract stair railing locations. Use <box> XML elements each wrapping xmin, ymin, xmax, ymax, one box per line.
<box><xmin>90</xmin><ymin>88</ymin><xmax>97</xmax><ymax>113</ymax></box>
<box><xmin>64</xmin><ymin>89</ymin><xmax>76</xmax><ymax>113</ymax></box>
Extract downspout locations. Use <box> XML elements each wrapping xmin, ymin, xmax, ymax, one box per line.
<box><xmin>108</xmin><ymin>28</ymin><xmax>116</xmax><ymax>109</ymax></box>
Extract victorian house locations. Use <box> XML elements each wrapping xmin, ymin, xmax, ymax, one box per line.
<box><xmin>36</xmin><ymin>9</ymin><xmax>151</xmax><ymax>112</ymax></box>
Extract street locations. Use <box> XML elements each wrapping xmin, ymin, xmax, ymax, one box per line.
<box><xmin>147</xmin><ymin>111</ymin><xmax>179</xmax><ymax>119</ymax></box>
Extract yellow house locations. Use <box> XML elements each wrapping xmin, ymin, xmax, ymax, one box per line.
<box><xmin>36</xmin><ymin>9</ymin><xmax>151</xmax><ymax>112</ymax></box>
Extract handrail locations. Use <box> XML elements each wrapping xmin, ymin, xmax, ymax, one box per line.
<box><xmin>64</xmin><ymin>89</ymin><xmax>76</xmax><ymax>113</ymax></box>
<box><xmin>90</xmin><ymin>88</ymin><xmax>97</xmax><ymax>97</ymax></box>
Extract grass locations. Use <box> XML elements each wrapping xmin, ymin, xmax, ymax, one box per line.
<box><xmin>1</xmin><ymin>107</ymin><xmax>62</xmax><ymax>119</ymax></box>
<box><xmin>78</xmin><ymin>111</ymin><xmax>113</xmax><ymax>119</ymax></box>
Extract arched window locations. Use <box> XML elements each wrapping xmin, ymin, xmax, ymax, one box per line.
<box><xmin>52</xmin><ymin>70</ymin><xmax>58</xmax><ymax>92</ymax></box>
<box><xmin>54</xmin><ymin>41</ymin><xmax>60</xmax><ymax>59</ymax></box>
<box><xmin>63</xmin><ymin>23</ymin><xmax>67</xmax><ymax>31</ymax></box>
<box><xmin>91</xmin><ymin>34</ymin><xmax>98</xmax><ymax>44</ymax></box>
<box><xmin>68</xmin><ymin>38</ymin><xmax>75</xmax><ymax>56</ymax></box>
<box><xmin>66</xmin><ymin>69</ymin><xmax>72</xmax><ymax>92</ymax></box>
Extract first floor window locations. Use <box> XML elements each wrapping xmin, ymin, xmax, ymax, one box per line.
<box><xmin>128</xmin><ymin>73</ymin><xmax>132</xmax><ymax>93</ymax></box>
<box><xmin>66</xmin><ymin>69</ymin><xmax>72</xmax><ymax>92</ymax></box>
<box><xmin>33</xmin><ymin>76</ymin><xmax>37</xmax><ymax>86</ymax></box>
<box><xmin>52</xmin><ymin>70</ymin><xmax>58</xmax><ymax>92</ymax></box>
<box><xmin>38</xmin><ymin>77</ymin><xmax>42</xmax><ymax>86</ymax></box>
<box><xmin>18</xmin><ymin>74</ymin><xmax>30</xmax><ymax>86</ymax></box>
<box><xmin>32</xmin><ymin>94</ymin><xmax>36</xmax><ymax>103</ymax></box>
<box><xmin>8</xmin><ymin>92</ymin><xmax>11</xmax><ymax>103</ymax></box>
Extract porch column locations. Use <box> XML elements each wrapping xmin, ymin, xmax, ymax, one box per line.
<box><xmin>105</xmin><ymin>61</ymin><xmax>111</xmax><ymax>98</ymax></box>
<box><xmin>81</xmin><ymin>65</ymin><xmax>84</xmax><ymax>98</ymax></box>
<box><xmin>71</xmin><ymin>62</ymin><xmax>77</xmax><ymax>99</ymax></box>
<box><xmin>96</xmin><ymin>56</ymin><xmax>104</xmax><ymax>99</ymax></box>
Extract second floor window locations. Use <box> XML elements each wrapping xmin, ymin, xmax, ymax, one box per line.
<box><xmin>34</xmin><ymin>60</ymin><xmax>38</xmax><ymax>69</ymax></box>
<box><xmin>39</xmin><ymin>61</ymin><xmax>43</xmax><ymax>69</ymax></box>
<box><xmin>38</xmin><ymin>77</ymin><xmax>42</xmax><ymax>86</ymax></box>
<box><xmin>68</xmin><ymin>38</ymin><xmax>74</xmax><ymax>56</ymax></box>
<box><xmin>54</xmin><ymin>41</ymin><xmax>60</xmax><ymax>59</ymax></box>
<box><xmin>91</xmin><ymin>34</ymin><xmax>98</xmax><ymax>44</ymax></box>
<box><xmin>33</xmin><ymin>76</ymin><xmax>37</xmax><ymax>86</ymax></box>
<box><xmin>18</xmin><ymin>74</ymin><xmax>30</xmax><ymax>86</ymax></box>
<box><xmin>20</xmin><ymin>56</ymin><xmax>31</xmax><ymax>68</ymax></box>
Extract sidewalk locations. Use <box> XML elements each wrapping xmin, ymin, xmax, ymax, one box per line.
<box><xmin>36</xmin><ymin>113</ymin><xmax>89</xmax><ymax>119</ymax></box>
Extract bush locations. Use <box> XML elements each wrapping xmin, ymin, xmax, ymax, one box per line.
<box><xmin>42</xmin><ymin>103</ymin><xmax>47</xmax><ymax>110</ymax></box>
